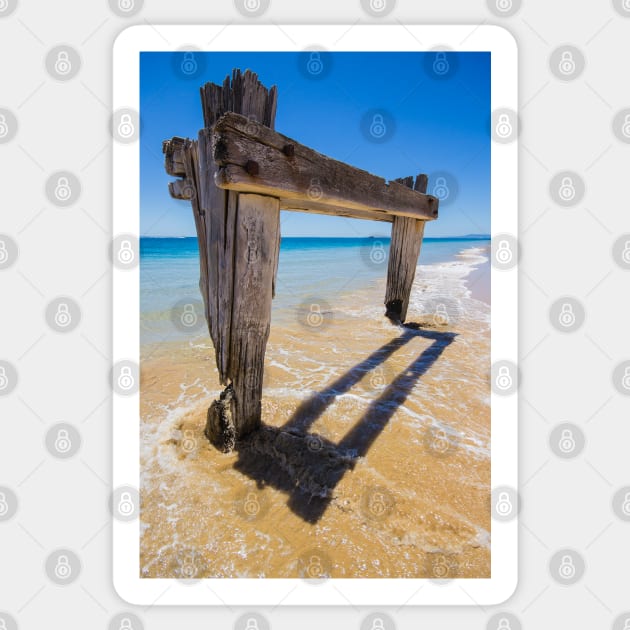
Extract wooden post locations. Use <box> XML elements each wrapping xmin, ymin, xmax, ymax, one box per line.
<box><xmin>384</xmin><ymin>174</ymin><xmax>429</xmax><ymax>324</ymax></box>
<box><xmin>164</xmin><ymin>70</ymin><xmax>278</xmax><ymax>451</ymax></box>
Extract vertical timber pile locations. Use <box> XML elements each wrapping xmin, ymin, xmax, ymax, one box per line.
<box><xmin>384</xmin><ymin>174</ymin><xmax>429</xmax><ymax>324</ymax></box>
<box><xmin>168</xmin><ymin>70</ymin><xmax>280</xmax><ymax>452</ymax></box>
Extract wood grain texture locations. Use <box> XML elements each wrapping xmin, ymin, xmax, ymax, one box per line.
<box><xmin>212</xmin><ymin>112</ymin><xmax>439</xmax><ymax>222</ymax></box>
<box><xmin>384</xmin><ymin>174</ymin><xmax>429</xmax><ymax>323</ymax></box>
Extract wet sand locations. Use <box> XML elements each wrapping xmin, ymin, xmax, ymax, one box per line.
<box><xmin>139</xmin><ymin>248</ymin><xmax>491</xmax><ymax>579</ymax></box>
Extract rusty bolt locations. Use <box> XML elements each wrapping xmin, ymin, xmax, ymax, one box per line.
<box><xmin>282</xmin><ymin>144</ymin><xmax>295</xmax><ymax>158</ymax></box>
<box><xmin>245</xmin><ymin>160</ymin><xmax>260</xmax><ymax>176</ymax></box>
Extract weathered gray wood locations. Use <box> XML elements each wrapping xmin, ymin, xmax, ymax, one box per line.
<box><xmin>228</xmin><ymin>193</ymin><xmax>280</xmax><ymax>436</ymax></box>
<box><xmin>384</xmin><ymin>174</ymin><xmax>428</xmax><ymax>323</ymax></box>
<box><xmin>197</xmin><ymin>70</ymin><xmax>280</xmax><ymax>450</ymax></box>
<box><xmin>163</xmin><ymin>137</ymin><xmax>210</xmax><ymax>327</ymax></box>
<box><xmin>212</xmin><ymin>112</ymin><xmax>439</xmax><ymax>222</ymax></box>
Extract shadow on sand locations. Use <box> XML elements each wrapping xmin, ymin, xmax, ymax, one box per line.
<box><xmin>233</xmin><ymin>324</ymin><xmax>457</xmax><ymax>523</ymax></box>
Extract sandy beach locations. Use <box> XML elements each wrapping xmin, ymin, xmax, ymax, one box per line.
<box><xmin>139</xmin><ymin>245</ymin><xmax>491</xmax><ymax>579</ymax></box>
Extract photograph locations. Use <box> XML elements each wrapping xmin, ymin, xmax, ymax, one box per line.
<box><xmin>138</xmin><ymin>50</ymin><xmax>491</xmax><ymax>580</ymax></box>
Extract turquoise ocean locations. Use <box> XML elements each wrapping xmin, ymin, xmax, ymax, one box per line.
<box><xmin>140</xmin><ymin>236</ymin><xmax>490</xmax><ymax>345</ymax></box>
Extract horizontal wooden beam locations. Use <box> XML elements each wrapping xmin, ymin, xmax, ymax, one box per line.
<box><xmin>211</xmin><ymin>113</ymin><xmax>439</xmax><ymax>222</ymax></box>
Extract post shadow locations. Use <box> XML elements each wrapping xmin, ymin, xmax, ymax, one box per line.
<box><xmin>233</xmin><ymin>324</ymin><xmax>457</xmax><ymax>523</ymax></box>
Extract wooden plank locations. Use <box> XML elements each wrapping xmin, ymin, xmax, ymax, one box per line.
<box><xmin>384</xmin><ymin>174</ymin><xmax>428</xmax><ymax>323</ymax></box>
<box><xmin>228</xmin><ymin>193</ymin><xmax>281</xmax><ymax>435</ymax></box>
<box><xmin>212</xmin><ymin>112</ymin><xmax>439</xmax><ymax>222</ymax></box>
<box><xmin>162</xmin><ymin>136</ymin><xmax>187</xmax><ymax>177</ymax></box>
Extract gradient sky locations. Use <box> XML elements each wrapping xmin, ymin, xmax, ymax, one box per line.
<box><xmin>140</xmin><ymin>51</ymin><xmax>490</xmax><ymax>237</ymax></box>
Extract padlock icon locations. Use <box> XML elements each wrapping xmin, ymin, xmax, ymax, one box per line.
<box><xmin>117</xmin><ymin>240</ymin><xmax>134</xmax><ymax>265</ymax></box>
<box><xmin>182</xmin><ymin>429</ymin><xmax>196</xmax><ymax>452</ymax></box>
<box><xmin>621</xmin><ymin>241</ymin><xmax>630</xmax><ymax>264</ymax></box>
<box><xmin>118</xmin><ymin>618</ymin><xmax>134</xmax><ymax>630</ymax></box>
<box><xmin>432</xmin><ymin>553</ymin><xmax>449</xmax><ymax>578</ymax></box>
<box><xmin>433</xmin><ymin>303</ymin><xmax>449</xmax><ymax>326</ymax></box>
<box><xmin>496</xmin><ymin>240</ymin><xmax>513</xmax><ymax>264</ymax></box>
<box><xmin>370</xmin><ymin>0</ymin><xmax>386</xmax><ymax>12</ymax></box>
<box><xmin>0</xmin><ymin>114</ymin><xmax>8</xmax><ymax>138</ymax></box>
<box><xmin>180</xmin><ymin>553</ymin><xmax>197</xmax><ymax>579</ymax></box>
<box><xmin>369</xmin><ymin>492</ymin><xmax>387</xmax><ymax>516</ymax></box>
<box><xmin>623</xmin><ymin>619</ymin><xmax>630</xmax><ymax>630</ymax></box>
<box><xmin>369</xmin><ymin>366</ymin><xmax>386</xmax><ymax>389</ymax></box>
<box><xmin>433</xmin><ymin>176</ymin><xmax>449</xmax><ymax>200</ymax></box>
<box><xmin>495</xmin><ymin>113</ymin><xmax>513</xmax><ymax>139</ymax></box>
<box><xmin>558</xmin><ymin>428</ymin><xmax>576</xmax><ymax>453</ymax></box>
<box><xmin>243</xmin><ymin>492</ymin><xmax>260</xmax><ymax>516</ymax></box>
<box><xmin>621</xmin><ymin>114</ymin><xmax>630</xmax><ymax>139</ymax></box>
<box><xmin>558</xmin><ymin>554</ymin><xmax>576</xmax><ymax>579</ymax></box>
<box><xmin>431</xmin><ymin>429</ymin><xmax>450</xmax><ymax>453</ymax></box>
<box><xmin>54</xmin><ymin>428</ymin><xmax>72</xmax><ymax>454</ymax></box>
<box><xmin>181</xmin><ymin>52</ymin><xmax>197</xmax><ymax>75</ymax></box>
<box><xmin>244</xmin><ymin>0</ymin><xmax>261</xmax><ymax>10</ymax></box>
<box><xmin>0</xmin><ymin>367</ymin><xmax>8</xmax><ymax>390</ymax></box>
<box><xmin>118</xmin><ymin>0</ymin><xmax>134</xmax><ymax>10</ymax></box>
<box><xmin>117</xmin><ymin>113</ymin><xmax>135</xmax><ymax>139</ymax></box>
<box><xmin>371</xmin><ymin>618</ymin><xmax>385</xmax><ymax>630</ymax></box>
<box><xmin>497</xmin><ymin>618</ymin><xmax>512</xmax><ymax>630</ymax></box>
<box><xmin>496</xmin><ymin>491</ymin><xmax>513</xmax><ymax>516</ymax></box>
<box><xmin>54</xmin><ymin>302</ymin><xmax>72</xmax><ymax>328</ymax></box>
<box><xmin>117</xmin><ymin>366</ymin><xmax>135</xmax><ymax>391</ymax></box>
<box><xmin>54</xmin><ymin>51</ymin><xmax>72</xmax><ymax>76</ymax></box>
<box><xmin>54</xmin><ymin>554</ymin><xmax>72</xmax><ymax>579</ymax></box>
<box><xmin>369</xmin><ymin>240</ymin><xmax>386</xmax><ymax>264</ymax></box>
<box><xmin>118</xmin><ymin>491</ymin><xmax>134</xmax><ymax>516</ymax></box>
<box><xmin>54</xmin><ymin>176</ymin><xmax>72</xmax><ymax>202</ymax></box>
<box><xmin>622</xmin><ymin>367</ymin><xmax>630</xmax><ymax>390</ymax></box>
<box><xmin>495</xmin><ymin>0</ymin><xmax>513</xmax><ymax>11</ymax></box>
<box><xmin>558</xmin><ymin>303</ymin><xmax>576</xmax><ymax>328</ymax></box>
<box><xmin>306</xmin><ymin>554</ymin><xmax>323</xmax><ymax>578</ymax></box>
<box><xmin>496</xmin><ymin>366</ymin><xmax>513</xmax><ymax>391</ymax></box>
<box><xmin>0</xmin><ymin>240</ymin><xmax>8</xmax><ymax>264</ymax></box>
<box><xmin>558</xmin><ymin>176</ymin><xmax>576</xmax><ymax>202</ymax></box>
<box><xmin>307</xmin><ymin>303</ymin><xmax>324</xmax><ymax>328</ymax></box>
<box><xmin>558</xmin><ymin>51</ymin><xmax>576</xmax><ymax>76</ymax></box>
<box><xmin>180</xmin><ymin>303</ymin><xmax>198</xmax><ymax>328</ymax></box>
<box><xmin>308</xmin><ymin>177</ymin><xmax>323</xmax><ymax>200</ymax></box>
<box><xmin>245</xmin><ymin>618</ymin><xmax>259</xmax><ymax>630</ymax></box>
<box><xmin>307</xmin><ymin>52</ymin><xmax>323</xmax><ymax>75</ymax></box>
<box><xmin>370</xmin><ymin>114</ymin><xmax>387</xmax><ymax>139</ymax></box>
<box><xmin>621</xmin><ymin>492</ymin><xmax>630</xmax><ymax>516</ymax></box>
<box><xmin>433</xmin><ymin>52</ymin><xmax>449</xmax><ymax>75</ymax></box>
<box><xmin>0</xmin><ymin>491</ymin><xmax>8</xmax><ymax>516</ymax></box>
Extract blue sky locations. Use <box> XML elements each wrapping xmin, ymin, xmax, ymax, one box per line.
<box><xmin>140</xmin><ymin>51</ymin><xmax>490</xmax><ymax>237</ymax></box>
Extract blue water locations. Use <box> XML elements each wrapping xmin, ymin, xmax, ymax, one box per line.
<box><xmin>140</xmin><ymin>236</ymin><xmax>489</xmax><ymax>343</ymax></box>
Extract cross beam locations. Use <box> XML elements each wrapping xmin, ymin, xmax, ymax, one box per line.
<box><xmin>212</xmin><ymin>112</ymin><xmax>439</xmax><ymax>222</ymax></box>
<box><xmin>162</xmin><ymin>69</ymin><xmax>440</xmax><ymax>452</ymax></box>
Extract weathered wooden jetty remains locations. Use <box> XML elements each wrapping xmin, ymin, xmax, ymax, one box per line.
<box><xmin>163</xmin><ymin>69</ymin><xmax>439</xmax><ymax>452</ymax></box>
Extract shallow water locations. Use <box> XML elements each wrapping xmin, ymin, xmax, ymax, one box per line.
<box><xmin>139</xmin><ymin>246</ymin><xmax>491</xmax><ymax>579</ymax></box>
